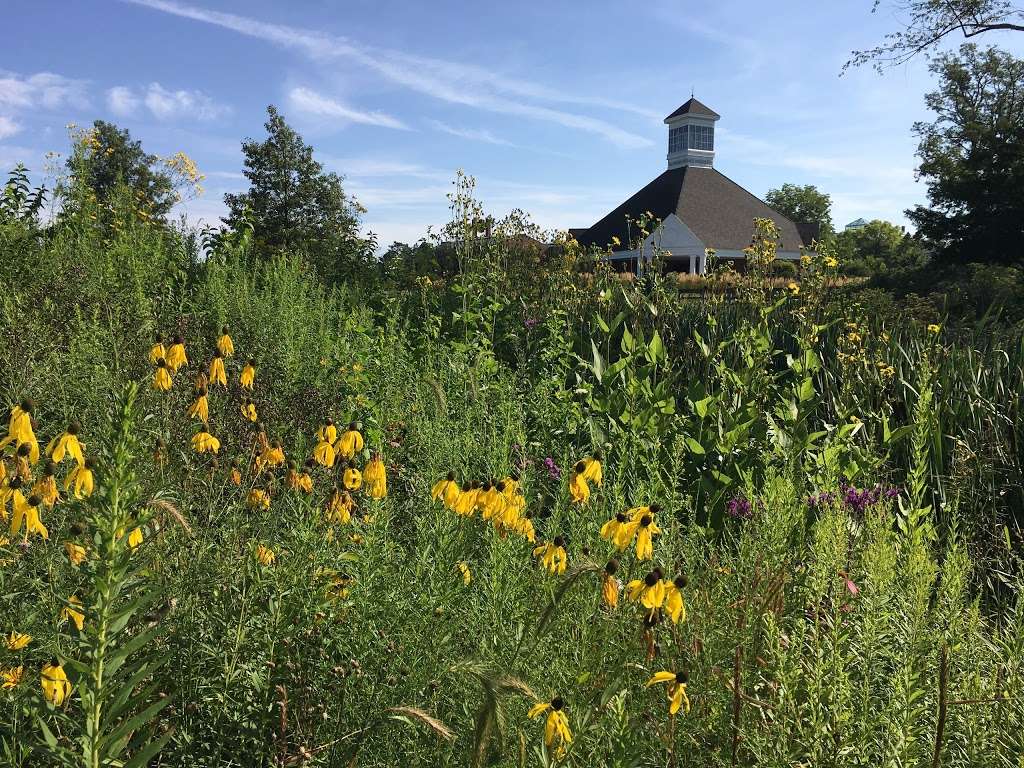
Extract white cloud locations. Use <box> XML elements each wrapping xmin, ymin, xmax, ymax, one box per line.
<box><xmin>106</xmin><ymin>86</ymin><xmax>140</xmax><ymax>116</ymax></box>
<box><xmin>143</xmin><ymin>82</ymin><xmax>229</xmax><ymax>120</ymax></box>
<box><xmin>0</xmin><ymin>71</ymin><xmax>89</xmax><ymax>111</ymax></box>
<box><xmin>122</xmin><ymin>0</ymin><xmax>654</xmax><ymax>148</ymax></box>
<box><xmin>0</xmin><ymin>116</ymin><xmax>20</xmax><ymax>140</ymax></box>
<box><xmin>428</xmin><ymin>119</ymin><xmax>515</xmax><ymax>147</ymax></box>
<box><xmin>287</xmin><ymin>87</ymin><xmax>408</xmax><ymax>130</ymax></box>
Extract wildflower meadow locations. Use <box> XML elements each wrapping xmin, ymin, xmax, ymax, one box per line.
<box><xmin>3</xmin><ymin>153</ymin><xmax>1024</xmax><ymax>768</ymax></box>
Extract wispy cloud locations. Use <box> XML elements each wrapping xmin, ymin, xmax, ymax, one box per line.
<box><xmin>0</xmin><ymin>116</ymin><xmax>20</xmax><ymax>140</ymax></box>
<box><xmin>106</xmin><ymin>82</ymin><xmax>229</xmax><ymax>121</ymax></box>
<box><xmin>106</xmin><ymin>86</ymin><xmax>139</xmax><ymax>117</ymax></box>
<box><xmin>428</xmin><ymin>119</ymin><xmax>515</xmax><ymax>147</ymax></box>
<box><xmin>287</xmin><ymin>87</ymin><xmax>408</xmax><ymax>130</ymax></box>
<box><xmin>0</xmin><ymin>71</ymin><xmax>89</xmax><ymax>111</ymax></box>
<box><xmin>121</xmin><ymin>0</ymin><xmax>654</xmax><ymax>148</ymax></box>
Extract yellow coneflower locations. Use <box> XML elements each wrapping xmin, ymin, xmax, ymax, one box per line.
<box><xmin>630</xmin><ymin>511</ymin><xmax>661</xmax><ymax>561</ymax></box>
<box><xmin>325</xmin><ymin>486</ymin><xmax>354</xmax><ymax>524</ymax></box>
<box><xmin>579</xmin><ymin>452</ymin><xmax>603</xmax><ymax>485</ymax></box>
<box><xmin>187</xmin><ymin>387</ymin><xmax>209</xmax><ymax>424</ymax></box>
<box><xmin>152</xmin><ymin>358</ymin><xmax>173</xmax><ymax>391</ymax></box>
<box><xmin>60</xmin><ymin>596</ymin><xmax>85</xmax><ymax>632</ymax></box>
<box><xmin>285</xmin><ymin>461</ymin><xmax>301</xmax><ymax>490</ymax></box>
<box><xmin>432</xmin><ymin>472</ymin><xmax>461</xmax><ymax>508</ymax></box>
<box><xmin>240</xmin><ymin>359</ymin><xmax>256</xmax><ymax>390</ymax></box>
<box><xmin>240</xmin><ymin>400</ymin><xmax>258</xmax><ymax>422</ymax></box>
<box><xmin>148</xmin><ymin>333</ymin><xmax>165</xmax><ymax>364</ymax></box>
<box><xmin>209</xmin><ymin>351</ymin><xmax>227</xmax><ymax>387</ymax></box>
<box><xmin>514</xmin><ymin>512</ymin><xmax>536</xmax><ymax>543</ymax></box>
<box><xmin>64</xmin><ymin>459</ymin><xmax>95</xmax><ymax>499</ymax></box>
<box><xmin>312</xmin><ymin>433</ymin><xmax>336</xmax><ymax>468</ymax></box>
<box><xmin>257</xmin><ymin>439</ymin><xmax>285</xmax><ymax>472</ymax></box>
<box><xmin>217</xmin><ymin>325</ymin><xmax>234</xmax><ymax>357</ymax></box>
<box><xmin>645</xmin><ymin>670</ymin><xmax>690</xmax><ymax>715</ymax></box>
<box><xmin>33</xmin><ymin>461</ymin><xmax>60</xmax><ymax>508</ymax></box>
<box><xmin>627</xmin><ymin>570</ymin><xmax>667</xmax><ymax>612</ymax></box>
<box><xmin>1</xmin><ymin>665</ymin><xmax>23</xmax><ymax>689</ymax></box>
<box><xmin>14</xmin><ymin>443</ymin><xmax>34</xmax><ymax>478</ymax></box>
<box><xmin>363</xmin><ymin>454</ymin><xmax>387</xmax><ymax>498</ymax></box>
<box><xmin>247</xmin><ymin>488</ymin><xmax>271</xmax><ymax>510</ymax></box>
<box><xmin>11</xmin><ymin>493</ymin><xmax>48</xmax><ymax>540</ymax></box>
<box><xmin>664</xmin><ymin>575</ymin><xmax>687</xmax><ymax>624</ymax></box>
<box><xmin>229</xmin><ymin>459</ymin><xmax>242</xmax><ymax>486</ymax></box>
<box><xmin>500</xmin><ymin>472</ymin><xmax>521</xmax><ymax>498</ymax></box>
<box><xmin>317</xmin><ymin>418</ymin><xmax>338</xmax><ymax>445</ymax></box>
<box><xmin>601</xmin><ymin>560</ymin><xmax>620</xmax><ymax>609</ymax></box>
<box><xmin>46</xmin><ymin>421</ymin><xmax>85</xmax><ymax>466</ymax></box>
<box><xmin>41</xmin><ymin>660</ymin><xmax>72</xmax><ymax>705</ymax></box>
<box><xmin>1</xmin><ymin>399</ymin><xmax>35</xmax><ymax>452</ymax></box>
<box><xmin>3</xmin><ymin>476</ymin><xmax>26</xmax><ymax>526</ymax></box>
<box><xmin>6</xmin><ymin>631</ymin><xmax>31</xmax><ymax>650</ymax></box>
<box><xmin>255</xmin><ymin>543</ymin><xmax>275</xmax><ymax>566</ymax></box>
<box><xmin>335</xmin><ymin>423</ymin><xmax>364</xmax><ymax>461</ymax></box>
<box><xmin>64</xmin><ymin>540</ymin><xmax>87</xmax><ymax>566</ymax></box>
<box><xmin>153</xmin><ymin>437</ymin><xmax>165</xmax><ymax>467</ymax></box>
<box><xmin>533</xmin><ymin>536</ymin><xmax>568</xmax><ymax>575</ymax></box>
<box><xmin>600</xmin><ymin>512</ymin><xmax>631</xmax><ymax>550</ymax></box>
<box><xmin>453</xmin><ymin>481</ymin><xmax>479</xmax><ymax>516</ymax></box>
<box><xmin>298</xmin><ymin>459</ymin><xmax>315</xmax><ymax>493</ymax></box>
<box><xmin>343</xmin><ymin>461</ymin><xmax>362</xmax><ymax>491</ymax></box>
<box><xmin>527</xmin><ymin>697</ymin><xmax>572</xmax><ymax>758</ymax></box>
<box><xmin>478</xmin><ymin>481</ymin><xmax>505</xmax><ymax>520</ymax></box>
<box><xmin>191</xmin><ymin>431</ymin><xmax>220</xmax><ymax>455</ymax></box>
<box><xmin>569</xmin><ymin>462</ymin><xmax>590</xmax><ymax>504</ymax></box>
<box><xmin>457</xmin><ymin>561</ymin><xmax>472</xmax><ymax>586</ymax></box>
<box><xmin>165</xmin><ymin>335</ymin><xmax>187</xmax><ymax>372</ymax></box>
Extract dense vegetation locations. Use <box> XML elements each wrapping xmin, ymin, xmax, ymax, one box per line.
<box><xmin>3</xmin><ymin>118</ymin><xmax>1024</xmax><ymax>766</ymax></box>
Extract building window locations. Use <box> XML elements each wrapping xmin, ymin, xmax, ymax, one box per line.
<box><xmin>668</xmin><ymin>126</ymin><xmax>686</xmax><ymax>154</ymax></box>
<box><xmin>669</xmin><ymin>124</ymin><xmax>714</xmax><ymax>153</ymax></box>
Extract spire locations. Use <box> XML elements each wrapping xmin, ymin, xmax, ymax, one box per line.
<box><xmin>664</xmin><ymin>97</ymin><xmax>719</xmax><ymax>170</ymax></box>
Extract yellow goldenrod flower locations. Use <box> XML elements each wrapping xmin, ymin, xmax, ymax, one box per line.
<box><xmin>217</xmin><ymin>325</ymin><xmax>234</xmax><ymax>358</ymax></box>
<box><xmin>61</xmin><ymin>596</ymin><xmax>85</xmax><ymax>632</ymax></box>
<box><xmin>313</xmin><ymin>437</ymin><xmax>336</xmax><ymax>468</ymax></box>
<box><xmin>627</xmin><ymin>570</ymin><xmax>667</xmax><ymax>611</ymax></box>
<box><xmin>457</xmin><ymin>561</ymin><xmax>472</xmax><ymax>586</ymax></box>
<box><xmin>240</xmin><ymin>359</ymin><xmax>256</xmax><ymax>390</ymax></box>
<box><xmin>64</xmin><ymin>541</ymin><xmax>87</xmax><ymax>565</ymax></box>
<box><xmin>209</xmin><ymin>351</ymin><xmax>227</xmax><ymax>387</ymax></box>
<box><xmin>431</xmin><ymin>472</ymin><xmax>461</xmax><ymax>508</ymax></box>
<box><xmin>569</xmin><ymin>462</ymin><xmax>590</xmax><ymax>504</ymax></box>
<box><xmin>335</xmin><ymin>423</ymin><xmax>364</xmax><ymax>461</ymax></box>
<box><xmin>46</xmin><ymin>422</ymin><xmax>85</xmax><ymax>466</ymax></box>
<box><xmin>664</xmin><ymin>575</ymin><xmax>687</xmax><ymax>624</ymax></box>
<box><xmin>528</xmin><ymin>697</ymin><xmax>572</xmax><ymax>757</ymax></box>
<box><xmin>165</xmin><ymin>335</ymin><xmax>187</xmax><ymax>372</ymax></box>
<box><xmin>645</xmin><ymin>670</ymin><xmax>690</xmax><ymax>715</ymax></box>
<box><xmin>33</xmin><ymin>461</ymin><xmax>60</xmax><ymax>507</ymax></box>
<box><xmin>533</xmin><ymin>537</ymin><xmax>568</xmax><ymax>575</ymax></box>
<box><xmin>317</xmin><ymin>419</ymin><xmax>338</xmax><ymax>445</ymax></box>
<box><xmin>928</xmin><ymin>323</ymin><xmax>941</xmax><ymax>334</ymax></box>
<box><xmin>191</xmin><ymin>431</ymin><xmax>220</xmax><ymax>455</ymax></box>
<box><xmin>579</xmin><ymin>453</ymin><xmax>603</xmax><ymax>485</ymax></box>
<box><xmin>148</xmin><ymin>333</ymin><xmax>165</xmax><ymax>364</ymax></box>
<box><xmin>240</xmin><ymin>400</ymin><xmax>258</xmax><ymax>422</ymax></box>
<box><xmin>325</xmin><ymin>486</ymin><xmax>353</xmax><ymax>524</ymax></box>
<box><xmin>41</xmin><ymin>660</ymin><xmax>72</xmax><ymax>706</ymax></box>
<box><xmin>247</xmin><ymin>488</ymin><xmax>271</xmax><ymax>510</ymax></box>
<box><xmin>602</xmin><ymin>560</ymin><xmax>620</xmax><ymax>609</ymax></box>
<box><xmin>6</xmin><ymin>631</ymin><xmax>31</xmax><ymax>651</ymax></box>
<box><xmin>256</xmin><ymin>543</ymin><xmax>275</xmax><ymax>566</ymax></box>
<box><xmin>152</xmin><ymin>358</ymin><xmax>173</xmax><ymax>391</ymax></box>
<box><xmin>1</xmin><ymin>665</ymin><xmax>23</xmax><ymax>689</ymax></box>
<box><xmin>343</xmin><ymin>461</ymin><xmax>362</xmax><ymax>491</ymax></box>
<box><xmin>187</xmin><ymin>388</ymin><xmax>209</xmax><ymax>424</ymax></box>
<box><xmin>364</xmin><ymin>454</ymin><xmax>387</xmax><ymax>499</ymax></box>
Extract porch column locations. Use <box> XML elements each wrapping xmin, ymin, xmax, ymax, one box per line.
<box><xmin>688</xmin><ymin>254</ymin><xmax>696</xmax><ymax>274</ymax></box>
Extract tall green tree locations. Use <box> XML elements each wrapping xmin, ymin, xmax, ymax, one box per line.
<box><xmin>847</xmin><ymin>1</ymin><xmax>1023</xmax><ymax>71</ymax></box>
<box><xmin>67</xmin><ymin>121</ymin><xmax>176</xmax><ymax>217</ymax></box>
<box><xmin>224</xmin><ymin>106</ymin><xmax>373</xmax><ymax>280</ymax></box>
<box><xmin>765</xmin><ymin>183</ymin><xmax>835</xmax><ymax>240</ymax></box>
<box><xmin>907</xmin><ymin>44</ymin><xmax>1024</xmax><ymax>266</ymax></box>
<box><xmin>835</xmin><ymin>219</ymin><xmax>928</xmax><ymax>275</ymax></box>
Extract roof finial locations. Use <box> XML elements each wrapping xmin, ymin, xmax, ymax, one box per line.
<box><xmin>690</xmin><ymin>86</ymin><xmax>694</xmax><ymax>98</ymax></box>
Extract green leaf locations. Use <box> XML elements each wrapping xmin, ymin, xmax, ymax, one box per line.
<box><xmin>685</xmin><ymin>437</ymin><xmax>706</xmax><ymax>455</ymax></box>
<box><xmin>798</xmin><ymin>376</ymin><xmax>815</xmax><ymax>402</ymax></box>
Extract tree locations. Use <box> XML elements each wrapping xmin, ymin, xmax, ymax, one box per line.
<box><xmin>907</xmin><ymin>44</ymin><xmax>1024</xmax><ymax>266</ymax></box>
<box><xmin>224</xmin><ymin>106</ymin><xmax>373</xmax><ymax>280</ymax></box>
<box><xmin>67</xmin><ymin>121</ymin><xmax>177</xmax><ymax>217</ymax></box>
<box><xmin>764</xmin><ymin>183</ymin><xmax>835</xmax><ymax>240</ymax></box>
<box><xmin>835</xmin><ymin>219</ymin><xmax>928</xmax><ymax>275</ymax></box>
<box><xmin>847</xmin><ymin>1</ymin><xmax>1024</xmax><ymax>71</ymax></box>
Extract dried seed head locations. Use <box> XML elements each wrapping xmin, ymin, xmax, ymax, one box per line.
<box><xmin>605</xmin><ymin>559</ymin><xmax>619</xmax><ymax>575</ymax></box>
<box><xmin>446</xmin><ymin>471</ymin><xmax>456</xmax><ymax>481</ymax></box>
<box><xmin>674</xmin><ymin>575</ymin><xmax>688</xmax><ymax>589</ymax></box>
<box><xmin>644</xmin><ymin>571</ymin><xmax>659</xmax><ymax>587</ymax></box>
<box><xmin>551</xmin><ymin>696</ymin><xmax>565</xmax><ymax>711</ymax></box>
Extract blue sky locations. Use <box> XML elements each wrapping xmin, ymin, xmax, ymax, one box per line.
<box><xmin>3</xmin><ymin>0</ymin><xmax>1022</xmax><ymax>245</ymax></box>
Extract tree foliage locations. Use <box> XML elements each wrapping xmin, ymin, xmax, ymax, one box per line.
<box><xmin>846</xmin><ymin>0</ymin><xmax>1024</xmax><ymax>71</ymax></box>
<box><xmin>907</xmin><ymin>44</ymin><xmax>1024</xmax><ymax>266</ymax></box>
<box><xmin>765</xmin><ymin>183</ymin><xmax>835</xmax><ymax>240</ymax></box>
<box><xmin>224</xmin><ymin>106</ymin><xmax>374</xmax><ymax>281</ymax></box>
<box><xmin>835</xmin><ymin>219</ymin><xmax>928</xmax><ymax>275</ymax></box>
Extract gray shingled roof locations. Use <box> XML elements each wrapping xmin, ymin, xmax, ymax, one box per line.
<box><xmin>574</xmin><ymin>166</ymin><xmax>808</xmax><ymax>253</ymax></box>
<box><xmin>664</xmin><ymin>98</ymin><xmax>720</xmax><ymax>121</ymax></box>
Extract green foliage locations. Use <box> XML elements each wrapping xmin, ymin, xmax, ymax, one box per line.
<box><xmin>836</xmin><ymin>219</ymin><xmax>928</xmax><ymax>276</ymax></box>
<box><xmin>764</xmin><ymin>183</ymin><xmax>835</xmax><ymax>240</ymax></box>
